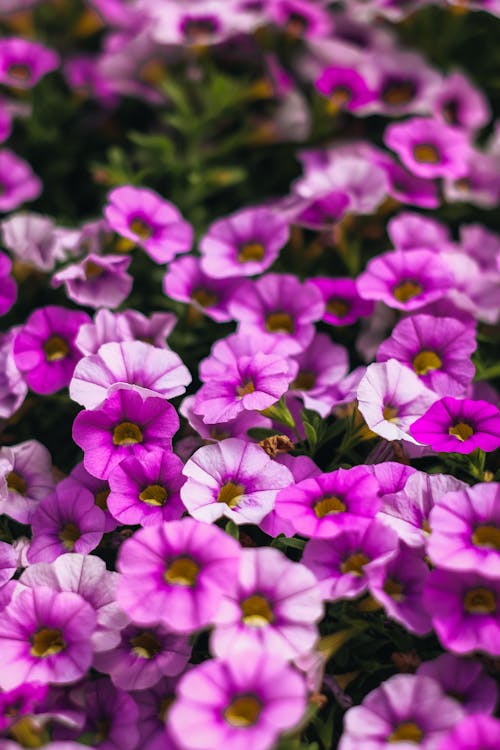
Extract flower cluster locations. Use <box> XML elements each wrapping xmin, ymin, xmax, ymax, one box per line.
<box><xmin>0</xmin><ymin>1</ymin><xmax>499</xmax><ymax>750</ymax></box>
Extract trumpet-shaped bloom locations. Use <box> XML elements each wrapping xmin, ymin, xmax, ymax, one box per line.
<box><xmin>410</xmin><ymin>397</ymin><xmax>500</xmax><ymax>453</ymax></box>
<box><xmin>0</xmin><ymin>149</ymin><xmax>42</xmax><ymax>212</ymax></box>
<box><xmin>0</xmin><ymin>439</ymin><xmax>54</xmax><ymax>524</ymax></box>
<box><xmin>51</xmin><ymin>253</ymin><xmax>133</xmax><ymax>309</ymax></box>
<box><xmin>0</xmin><ymin>38</ymin><xmax>59</xmax><ymax>89</ymax></box>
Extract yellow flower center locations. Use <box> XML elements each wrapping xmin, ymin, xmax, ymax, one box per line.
<box><xmin>393</xmin><ymin>280</ymin><xmax>422</xmax><ymax>303</ymax></box>
<box><xmin>241</xmin><ymin>595</ymin><xmax>274</xmax><ymax>627</ymax></box>
<box><xmin>6</xmin><ymin>471</ymin><xmax>26</xmax><ymax>495</ymax></box>
<box><xmin>164</xmin><ymin>557</ymin><xmax>200</xmax><ymax>587</ymax></box>
<box><xmin>448</xmin><ymin>422</ymin><xmax>474</xmax><ymax>442</ymax></box>
<box><xmin>217</xmin><ymin>481</ymin><xmax>245</xmax><ymax>508</ymax></box>
<box><xmin>139</xmin><ymin>484</ymin><xmax>168</xmax><ymax>506</ymax></box>
<box><xmin>327</xmin><ymin>87</ymin><xmax>352</xmax><ymax>112</ymax></box>
<box><xmin>191</xmin><ymin>288</ymin><xmax>218</xmax><ymax>308</ymax></box>
<box><xmin>265</xmin><ymin>311</ymin><xmax>294</xmax><ymax>334</ymax></box>
<box><xmin>314</xmin><ymin>495</ymin><xmax>346</xmax><ymax>518</ymax></box>
<box><xmin>238</xmin><ymin>242</ymin><xmax>265</xmax><ymax>263</ymax></box>
<box><xmin>129</xmin><ymin>218</ymin><xmax>153</xmax><ymax>240</ymax></box>
<box><xmin>43</xmin><ymin>335</ymin><xmax>70</xmax><ymax>362</ymax></box>
<box><xmin>130</xmin><ymin>631</ymin><xmax>162</xmax><ymax>659</ymax></box>
<box><xmin>292</xmin><ymin>370</ymin><xmax>316</xmax><ymax>391</ymax></box>
<box><xmin>236</xmin><ymin>380</ymin><xmax>255</xmax><ymax>397</ymax></box>
<box><xmin>383</xmin><ymin>577</ymin><xmax>405</xmax><ymax>602</ymax></box>
<box><xmin>30</xmin><ymin>628</ymin><xmax>66</xmax><ymax>658</ymax></box>
<box><xmin>112</xmin><ymin>421</ymin><xmax>143</xmax><ymax>446</ymax></box>
<box><xmin>388</xmin><ymin>721</ymin><xmax>423</xmax><ymax>743</ymax></box>
<box><xmin>463</xmin><ymin>587</ymin><xmax>497</xmax><ymax>614</ymax></box>
<box><xmin>382</xmin><ymin>81</ymin><xmax>415</xmax><ymax>106</ymax></box>
<box><xmin>383</xmin><ymin>405</ymin><xmax>399</xmax><ymax>422</ymax></box>
<box><xmin>59</xmin><ymin>522</ymin><xmax>81</xmax><ymax>551</ymax></box>
<box><xmin>95</xmin><ymin>488</ymin><xmax>110</xmax><ymax>511</ymax></box>
<box><xmin>472</xmin><ymin>525</ymin><xmax>500</xmax><ymax>550</ymax></box>
<box><xmin>224</xmin><ymin>695</ymin><xmax>262</xmax><ymax>728</ymax></box>
<box><xmin>326</xmin><ymin>298</ymin><xmax>350</xmax><ymax>318</ymax></box>
<box><xmin>413</xmin><ymin>350</ymin><xmax>442</xmax><ymax>375</ymax></box>
<box><xmin>340</xmin><ymin>552</ymin><xmax>370</xmax><ymax>576</ymax></box>
<box><xmin>422</xmin><ymin>519</ymin><xmax>431</xmax><ymax>534</ymax></box>
<box><xmin>9</xmin><ymin>717</ymin><xmax>48</xmax><ymax>749</ymax></box>
<box><xmin>8</xmin><ymin>63</ymin><xmax>31</xmax><ymax>81</ymax></box>
<box><xmin>84</xmin><ymin>260</ymin><xmax>104</xmax><ymax>280</ymax></box>
<box><xmin>413</xmin><ymin>144</ymin><xmax>440</xmax><ymax>164</ymax></box>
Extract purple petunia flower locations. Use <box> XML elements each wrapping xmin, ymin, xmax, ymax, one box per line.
<box><xmin>0</xmin><ymin>327</ymin><xmax>27</xmax><ymax>419</ymax></box>
<box><xmin>0</xmin><ymin>149</ymin><xmax>42</xmax><ymax>212</ymax></box>
<box><xmin>0</xmin><ymin>439</ymin><xmax>55</xmax><ymax>524</ymax></box>
<box><xmin>0</xmin><ymin>252</ymin><xmax>16</xmax><ymax>316</ymax></box>
<box><xmin>75</xmin><ymin>308</ymin><xmax>177</xmax><ymax>356</ymax></box>
<box><xmin>387</xmin><ymin>210</ymin><xmax>450</xmax><ymax>251</ymax></box>
<box><xmin>13</xmin><ymin>305</ymin><xmax>90</xmax><ymax>395</ymax></box>
<box><xmin>181</xmin><ymin>438</ymin><xmax>293</xmax><ymax>526</ymax></box>
<box><xmin>132</xmin><ymin>676</ymin><xmax>183</xmax><ymax>750</ymax></box>
<box><xmin>72</xmin><ymin>388</ymin><xmax>179</xmax><ymax>480</ymax></box>
<box><xmin>117</xmin><ymin>517</ymin><xmax>241</xmax><ymax>633</ymax></box>
<box><xmin>0</xmin><ymin>682</ymin><xmax>48</xmax><ymax>732</ymax></box>
<box><xmin>200</xmin><ymin>206</ymin><xmax>289</xmax><ymax>278</ymax></box>
<box><xmin>424</xmin><ymin>568</ymin><xmax>500</xmax><ymax>655</ymax></box>
<box><xmin>169</xmin><ymin>648</ymin><xmax>307</xmax><ymax>750</ymax></box>
<box><xmin>211</xmin><ymin>547</ymin><xmax>323</xmax><ymax>660</ymax></box>
<box><xmin>0</xmin><ymin>586</ymin><xmax>96</xmax><ymax>689</ymax></box>
<box><xmin>432</xmin><ymin>71</ymin><xmax>491</xmax><ymax>133</ymax></box>
<box><xmin>410</xmin><ymin>397</ymin><xmax>500</xmax><ymax>453</ymax></box>
<box><xmin>384</xmin><ymin>117</ymin><xmax>471</xmax><ymax>179</ymax></box>
<box><xmin>0</xmin><ymin>212</ymin><xmax>74</xmax><ymax>272</ymax></box>
<box><xmin>66</xmin><ymin>461</ymin><xmax>116</xmax><ymax>532</ymax></box>
<box><xmin>28</xmin><ymin>480</ymin><xmax>106</xmax><ymax>563</ymax></box>
<box><xmin>315</xmin><ymin>66</ymin><xmax>374</xmax><ymax>111</ymax></box>
<box><xmin>94</xmin><ymin>621</ymin><xmax>191</xmax><ymax>691</ymax></box>
<box><xmin>163</xmin><ymin>255</ymin><xmax>243</xmax><ymax>323</ymax></box>
<box><xmin>357</xmin><ymin>249</ymin><xmax>455</xmax><ymax>311</ymax></box>
<box><xmin>339</xmin><ymin>673</ymin><xmax>464</xmax><ymax>750</ymax></box>
<box><xmin>417</xmin><ymin>653</ymin><xmax>498</xmax><ymax>715</ymax></box>
<box><xmin>230</xmin><ymin>273</ymin><xmax>325</xmax><ymax>355</ymax></box>
<box><xmin>289</xmin><ymin>333</ymin><xmax>349</xmax><ymax>417</ymax></box>
<box><xmin>310</xmin><ymin>277</ymin><xmax>374</xmax><ymax>327</ymax></box>
<box><xmin>104</xmin><ymin>185</ymin><xmax>193</xmax><ymax>264</ymax></box>
<box><xmin>377</xmin><ymin>314</ymin><xmax>476</xmax><ymax>397</ymax></box>
<box><xmin>107</xmin><ymin>448</ymin><xmax>186</xmax><ymax>526</ymax></box>
<box><xmin>18</xmin><ymin>552</ymin><xmax>127</xmax><ymax>652</ymax></box>
<box><xmin>438</xmin><ymin>715</ymin><xmax>500</xmax><ymax>750</ymax></box>
<box><xmin>70</xmin><ymin>340</ymin><xmax>191</xmax><ymax>409</ymax></box>
<box><xmin>0</xmin><ymin>37</ymin><xmax>59</xmax><ymax>89</ymax></box>
<box><xmin>51</xmin><ymin>253</ymin><xmax>133</xmax><ymax>309</ymax></box>
<box><xmin>427</xmin><ymin>483</ymin><xmax>500</xmax><ymax>576</ymax></box>
<box><xmin>274</xmin><ymin>466</ymin><xmax>380</xmax><ymax>538</ymax></box>
<box><xmin>302</xmin><ymin>518</ymin><xmax>398</xmax><ymax>601</ymax></box>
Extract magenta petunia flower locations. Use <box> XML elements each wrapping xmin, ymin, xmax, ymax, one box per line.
<box><xmin>269</xmin><ymin>0</ymin><xmax>332</xmax><ymax>37</ymax></box>
<box><xmin>0</xmin><ymin>327</ymin><xmax>27</xmax><ymax>419</ymax></box>
<box><xmin>424</xmin><ymin>569</ymin><xmax>500</xmax><ymax>655</ymax></box>
<box><xmin>310</xmin><ymin>277</ymin><xmax>374</xmax><ymax>327</ymax></box>
<box><xmin>377</xmin><ymin>314</ymin><xmax>476</xmax><ymax>397</ymax></box>
<box><xmin>94</xmin><ymin>621</ymin><xmax>191</xmax><ymax>691</ymax></box>
<box><xmin>13</xmin><ymin>305</ymin><xmax>90</xmax><ymax>395</ymax></box>
<box><xmin>163</xmin><ymin>255</ymin><xmax>243</xmax><ymax>323</ymax></box>
<box><xmin>302</xmin><ymin>518</ymin><xmax>398</xmax><ymax>601</ymax></box>
<box><xmin>315</xmin><ymin>66</ymin><xmax>374</xmax><ymax>111</ymax></box>
<box><xmin>0</xmin><ymin>439</ymin><xmax>54</xmax><ymax>524</ymax></box>
<box><xmin>70</xmin><ymin>340</ymin><xmax>191</xmax><ymax>409</ymax></box>
<box><xmin>0</xmin><ymin>37</ymin><xmax>59</xmax><ymax>89</ymax></box>
<box><xmin>289</xmin><ymin>333</ymin><xmax>349</xmax><ymax>417</ymax></box>
<box><xmin>0</xmin><ymin>149</ymin><xmax>42</xmax><ymax>212</ymax></box>
<box><xmin>180</xmin><ymin>394</ymin><xmax>272</xmax><ymax>449</ymax></box>
<box><xmin>0</xmin><ymin>682</ymin><xmax>48</xmax><ymax>732</ymax></box>
<box><xmin>377</xmin><ymin>470</ymin><xmax>466</xmax><ymax>548</ymax></box>
<box><xmin>107</xmin><ymin>448</ymin><xmax>186</xmax><ymax>526</ymax></box>
<box><xmin>357</xmin><ymin>359</ymin><xmax>438</xmax><ymax>443</ymax></box>
<box><xmin>438</xmin><ymin>715</ymin><xmax>500</xmax><ymax>750</ymax></box>
<box><xmin>75</xmin><ymin>308</ymin><xmax>177</xmax><ymax>356</ymax></box>
<box><xmin>409</xmin><ymin>397</ymin><xmax>500</xmax><ymax>453</ymax></box>
<box><xmin>51</xmin><ymin>253</ymin><xmax>133</xmax><ymax>309</ymax></box>
<box><xmin>18</xmin><ymin>552</ymin><xmax>127</xmax><ymax>652</ymax></box>
<box><xmin>0</xmin><ymin>251</ymin><xmax>16</xmax><ymax>316</ymax></box>
<box><xmin>427</xmin><ymin>483</ymin><xmax>500</xmax><ymax>576</ymax></box>
<box><xmin>377</xmin><ymin>153</ymin><xmax>440</xmax><ymax>209</ymax></box>
<box><xmin>339</xmin><ymin>674</ymin><xmax>464</xmax><ymax>750</ymax></box>
<box><xmin>0</xmin><ymin>586</ymin><xmax>96</xmax><ymax>689</ymax></box>
<box><xmin>200</xmin><ymin>206</ymin><xmax>289</xmax><ymax>279</ymax></box>
<box><xmin>27</xmin><ymin>480</ymin><xmax>106</xmax><ymax>563</ymax></box>
<box><xmin>384</xmin><ymin>117</ymin><xmax>471</xmax><ymax>179</ymax></box>
<box><xmin>169</xmin><ymin>649</ymin><xmax>307</xmax><ymax>750</ymax></box>
<box><xmin>73</xmin><ymin>388</ymin><xmax>179</xmax><ymax>480</ymax></box>
<box><xmin>229</xmin><ymin>273</ymin><xmax>325</xmax><ymax>355</ymax></box>
<box><xmin>387</xmin><ymin>210</ymin><xmax>450</xmax><ymax>251</ymax></box>
<box><xmin>368</xmin><ymin>543</ymin><xmax>432</xmax><ymax>635</ymax></box>
<box><xmin>357</xmin><ymin>249</ymin><xmax>455</xmax><ymax>311</ymax></box>
<box><xmin>117</xmin><ymin>518</ymin><xmax>241</xmax><ymax>633</ymax></box>
<box><xmin>181</xmin><ymin>438</ymin><xmax>293</xmax><ymax>526</ymax></box>
<box><xmin>211</xmin><ymin>547</ymin><xmax>323</xmax><ymax>660</ymax></box>
<box><xmin>417</xmin><ymin>653</ymin><xmax>498</xmax><ymax>715</ymax></box>
<box><xmin>194</xmin><ymin>333</ymin><xmax>297</xmax><ymax>424</ymax></box>
<box><xmin>432</xmin><ymin>72</ymin><xmax>491</xmax><ymax>133</ymax></box>
<box><xmin>274</xmin><ymin>466</ymin><xmax>380</xmax><ymax>538</ymax></box>
<box><xmin>104</xmin><ymin>185</ymin><xmax>193</xmax><ymax>264</ymax></box>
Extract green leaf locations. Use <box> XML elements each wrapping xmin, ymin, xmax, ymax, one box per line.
<box><xmin>225</xmin><ymin>520</ymin><xmax>240</xmax><ymax>540</ymax></box>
